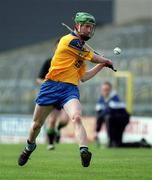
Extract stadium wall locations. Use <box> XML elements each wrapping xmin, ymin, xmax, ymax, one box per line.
<box><xmin>114</xmin><ymin>0</ymin><xmax>152</xmax><ymax>24</ymax></box>
<box><xmin>0</xmin><ymin>0</ymin><xmax>114</xmax><ymax>52</ymax></box>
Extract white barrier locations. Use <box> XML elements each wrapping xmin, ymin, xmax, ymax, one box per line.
<box><xmin>0</xmin><ymin>114</ymin><xmax>45</xmax><ymax>143</ymax></box>
<box><xmin>0</xmin><ymin>114</ymin><xmax>152</xmax><ymax>144</ymax></box>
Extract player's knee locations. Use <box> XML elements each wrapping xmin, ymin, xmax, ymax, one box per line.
<box><xmin>48</xmin><ymin>118</ymin><xmax>56</xmax><ymax>127</ymax></box>
<box><xmin>48</xmin><ymin>113</ymin><xmax>57</xmax><ymax>124</ymax></box>
<box><xmin>64</xmin><ymin>118</ymin><xmax>69</xmax><ymax>125</ymax></box>
<box><xmin>72</xmin><ymin>114</ymin><xmax>81</xmax><ymax>124</ymax></box>
<box><xmin>32</xmin><ymin>122</ymin><xmax>42</xmax><ymax>131</ymax></box>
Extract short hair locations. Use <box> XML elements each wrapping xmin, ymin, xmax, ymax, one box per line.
<box><xmin>102</xmin><ymin>81</ymin><xmax>112</xmax><ymax>88</ymax></box>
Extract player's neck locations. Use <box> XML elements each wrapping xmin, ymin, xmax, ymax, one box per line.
<box><xmin>73</xmin><ymin>30</ymin><xmax>84</xmax><ymax>42</ymax></box>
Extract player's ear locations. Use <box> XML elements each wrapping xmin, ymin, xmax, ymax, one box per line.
<box><xmin>75</xmin><ymin>23</ymin><xmax>81</xmax><ymax>33</ymax></box>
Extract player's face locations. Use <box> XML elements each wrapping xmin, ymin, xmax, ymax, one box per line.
<box><xmin>80</xmin><ymin>24</ymin><xmax>94</xmax><ymax>37</ymax></box>
<box><xmin>101</xmin><ymin>84</ymin><xmax>112</xmax><ymax>98</ymax></box>
<box><xmin>76</xmin><ymin>23</ymin><xmax>95</xmax><ymax>41</ymax></box>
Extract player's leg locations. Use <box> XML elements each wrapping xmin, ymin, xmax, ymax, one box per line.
<box><xmin>28</xmin><ymin>104</ymin><xmax>53</xmax><ymax>142</ymax></box>
<box><xmin>46</xmin><ymin>109</ymin><xmax>59</xmax><ymax>150</ymax></box>
<box><xmin>55</xmin><ymin>109</ymin><xmax>69</xmax><ymax>143</ymax></box>
<box><xmin>57</xmin><ymin>109</ymin><xmax>69</xmax><ymax>130</ymax></box>
<box><xmin>18</xmin><ymin>104</ymin><xmax>53</xmax><ymax>166</ymax></box>
<box><xmin>95</xmin><ymin>115</ymin><xmax>105</xmax><ymax>147</ymax></box>
<box><xmin>63</xmin><ymin>98</ymin><xmax>92</xmax><ymax>167</ymax></box>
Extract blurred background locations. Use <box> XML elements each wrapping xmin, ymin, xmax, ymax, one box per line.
<box><xmin>0</xmin><ymin>0</ymin><xmax>152</xmax><ymax>144</ymax></box>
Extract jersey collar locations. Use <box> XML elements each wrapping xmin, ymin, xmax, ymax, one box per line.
<box><xmin>71</xmin><ymin>32</ymin><xmax>85</xmax><ymax>45</ymax></box>
<box><xmin>71</xmin><ymin>31</ymin><xmax>78</xmax><ymax>37</ymax></box>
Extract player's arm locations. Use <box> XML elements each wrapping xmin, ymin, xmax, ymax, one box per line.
<box><xmin>36</xmin><ymin>59</ymin><xmax>51</xmax><ymax>85</ymax></box>
<box><xmin>68</xmin><ymin>38</ymin><xmax>113</xmax><ymax>66</ymax></box>
<box><xmin>80</xmin><ymin>63</ymin><xmax>106</xmax><ymax>82</ymax></box>
<box><xmin>91</xmin><ymin>53</ymin><xmax>112</xmax><ymax>66</ymax></box>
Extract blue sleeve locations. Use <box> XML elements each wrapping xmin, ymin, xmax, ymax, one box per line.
<box><xmin>96</xmin><ymin>96</ymin><xmax>107</xmax><ymax>113</ymax></box>
<box><xmin>69</xmin><ymin>39</ymin><xmax>83</xmax><ymax>51</ymax></box>
<box><xmin>111</xmin><ymin>95</ymin><xmax>120</xmax><ymax>102</ymax></box>
<box><xmin>97</xmin><ymin>96</ymin><xmax>104</xmax><ymax>104</ymax></box>
<box><xmin>98</xmin><ymin>101</ymin><xmax>110</xmax><ymax>116</ymax></box>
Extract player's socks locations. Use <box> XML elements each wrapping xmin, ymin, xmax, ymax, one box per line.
<box><xmin>26</xmin><ymin>140</ymin><xmax>36</xmax><ymax>151</ymax></box>
<box><xmin>80</xmin><ymin>146</ymin><xmax>88</xmax><ymax>153</ymax></box>
<box><xmin>55</xmin><ymin>122</ymin><xmax>67</xmax><ymax>143</ymax></box>
<box><xmin>57</xmin><ymin>122</ymin><xmax>67</xmax><ymax>130</ymax></box>
<box><xmin>55</xmin><ymin>130</ymin><xmax>61</xmax><ymax>143</ymax></box>
<box><xmin>18</xmin><ymin>140</ymin><xmax>36</xmax><ymax>166</ymax></box>
<box><xmin>80</xmin><ymin>146</ymin><xmax>92</xmax><ymax>167</ymax></box>
<box><xmin>46</xmin><ymin>128</ymin><xmax>56</xmax><ymax>148</ymax></box>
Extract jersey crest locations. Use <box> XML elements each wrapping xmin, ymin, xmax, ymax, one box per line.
<box><xmin>69</xmin><ymin>39</ymin><xmax>83</xmax><ymax>51</ymax></box>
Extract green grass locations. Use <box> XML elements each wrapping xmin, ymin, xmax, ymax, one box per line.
<box><xmin>0</xmin><ymin>144</ymin><xmax>152</xmax><ymax>180</ymax></box>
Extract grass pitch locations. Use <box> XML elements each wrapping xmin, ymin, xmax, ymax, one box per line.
<box><xmin>0</xmin><ymin>144</ymin><xmax>152</xmax><ymax>180</ymax></box>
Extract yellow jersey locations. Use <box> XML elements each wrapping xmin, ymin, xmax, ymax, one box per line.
<box><xmin>45</xmin><ymin>32</ymin><xmax>94</xmax><ymax>85</ymax></box>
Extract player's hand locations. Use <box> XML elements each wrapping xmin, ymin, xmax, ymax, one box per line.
<box><xmin>103</xmin><ymin>59</ymin><xmax>117</xmax><ymax>72</ymax></box>
<box><xmin>103</xmin><ymin>59</ymin><xmax>113</xmax><ymax>67</ymax></box>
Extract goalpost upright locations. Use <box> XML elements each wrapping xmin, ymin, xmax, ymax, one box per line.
<box><xmin>114</xmin><ymin>71</ymin><xmax>133</xmax><ymax>113</ymax></box>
